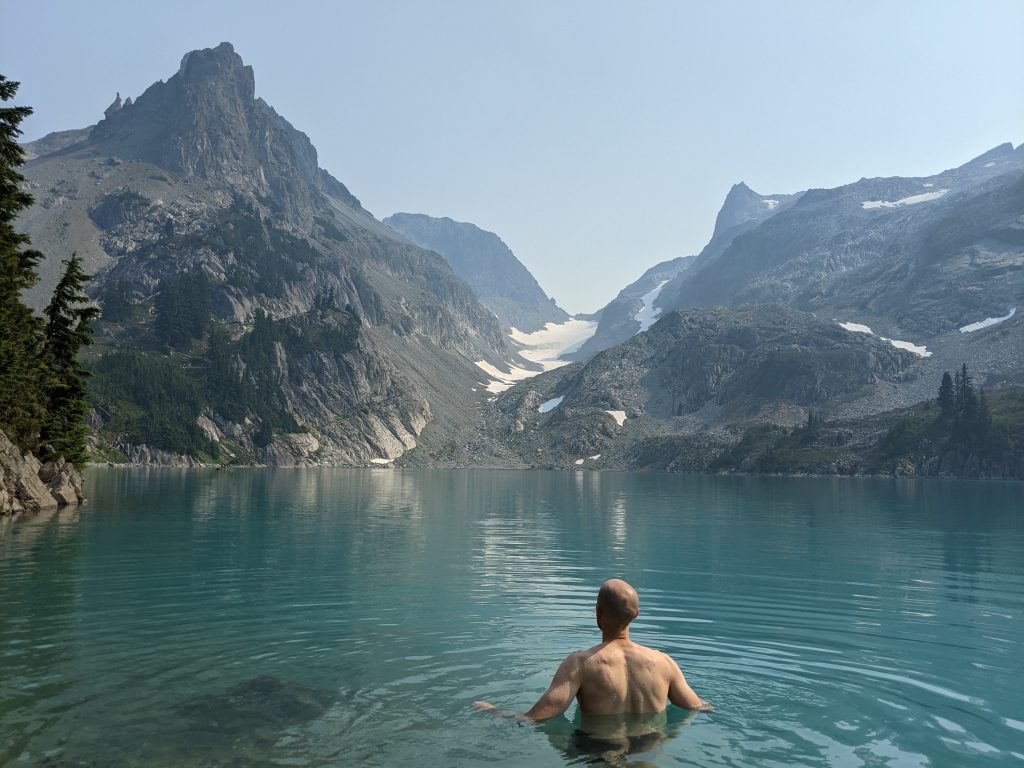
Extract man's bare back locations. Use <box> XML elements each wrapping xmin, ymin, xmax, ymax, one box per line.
<box><xmin>474</xmin><ymin>579</ymin><xmax>712</xmax><ymax>722</ymax></box>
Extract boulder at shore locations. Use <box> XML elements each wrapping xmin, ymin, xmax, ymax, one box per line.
<box><xmin>0</xmin><ymin>430</ymin><xmax>84</xmax><ymax>517</ymax></box>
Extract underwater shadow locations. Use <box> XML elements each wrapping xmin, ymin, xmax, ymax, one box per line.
<box><xmin>542</xmin><ymin>707</ymin><xmax>699</xmax><ymax>766</ymax></box>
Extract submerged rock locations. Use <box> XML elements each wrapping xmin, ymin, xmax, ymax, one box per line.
<box><xmin>174</xmin><ymin>675</ymin><xmax>334</xmax><ymax>739</ymax></box>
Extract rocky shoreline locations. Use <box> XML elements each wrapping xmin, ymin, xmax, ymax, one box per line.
<box><xmin>0</xmin><ymin>431</ymin><xmax>84</xmax><ymax>518</ymax></box>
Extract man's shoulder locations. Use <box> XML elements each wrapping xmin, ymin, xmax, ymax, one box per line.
<box><xmin>632</xmin><ymin>643</ymin><xmax>676</xmax><ymax>666</ymax></box>
<box><xmin>567</xmin><ymin>647</ymin><xmax>597</xmax><ymax>663</ymax></box>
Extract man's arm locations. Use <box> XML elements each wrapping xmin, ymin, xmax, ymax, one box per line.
<box><xmin>665</xmin><ymin>654</ymin><xmax>714</xmax><ymax>712</ymax></box>
<box><xmin>473</xmin><ymin>653</ymin><xmax>583</xmax><ymax>723</ymax></box>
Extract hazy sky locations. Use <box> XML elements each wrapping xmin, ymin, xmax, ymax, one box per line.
<box><xmin>4</xmin><ymin>1</ymin><xmax>1023</xmax><ymax>313</ymax></box>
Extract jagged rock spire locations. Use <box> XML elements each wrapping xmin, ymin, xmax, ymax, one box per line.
<box><xmin>104</xmin><ymin>92</ymin><xmax>122</xmax><ymax>117</ymax></box>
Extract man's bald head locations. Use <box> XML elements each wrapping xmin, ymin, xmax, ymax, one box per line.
<box><xmin>596</xmin><ymin>579</ymin><xmax>639</xmax><ymax>630</ymax></box>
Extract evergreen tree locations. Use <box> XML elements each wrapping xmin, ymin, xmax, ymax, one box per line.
<box><xmin>976</xmin><ymin>389</ymin><xmax>992</xmax><ymax>438</ymax></box>
<box><xmin>205</xmin><ymin>322</ymin><xmax>245</xmax><ymax>422</ymax></box>
<box><xmin>937</xmin><ymin>371</ymin><xmax>955</xmax><ymax>418</ymax></box>
<box><xmin>154</xmin><ymin>270</ymin><xmax>210</xmax><ymax>349</ymax></box>
<box><xmin>99</xmin><ymin>278</ymin><xmax>135</xmax><ymax>323</ymax></box>
<box><xmin>958</xmin><ymin>363</ymin><xmax>976</xmax><ymax>418</ymax></box>
<box><xmin>41</xmin><ymin>255</ymin><xmax>100</xmax><ymax>466</ymax></box>
<box><xmin>0</xmin><ymin>74</ymin><xmax>46</xmax><ymax>450</ymax></box>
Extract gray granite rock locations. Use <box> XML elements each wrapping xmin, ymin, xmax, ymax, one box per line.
<box><xmin>1</xmin><ymin>431</ymin><xmax>84</xmax><ymax>516</ymax></box>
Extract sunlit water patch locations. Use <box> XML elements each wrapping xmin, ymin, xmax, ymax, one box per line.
<box><xmin>1</xmin><ymin>470</ymin><xmax>1021</xmax><ymax>766</ymax></box>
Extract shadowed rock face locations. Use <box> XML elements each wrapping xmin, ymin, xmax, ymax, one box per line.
<box><xmin>479</xmin><ymin>304</ymin><xmax>922</xmax><ymax>469</ymax></box>
<box><xmin>384</xmin><ymin>212</ymin><xmax>569</xmax><ymax>332</ymax></box>
<box><xmin>551</xmin><ymin>305</ymin><xmax>917</xmax><ymax>423</ymax></box>
<box><xmin>88</xmin><ymin>42</ymin><xmax>361</xmax><ymax>228</ymax></box>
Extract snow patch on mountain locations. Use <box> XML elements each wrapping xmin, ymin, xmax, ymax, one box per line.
<box><xmin>763</xmin><ymin>199</ymin><xmax>780</xmax><ymax>210</ymax></box>
<box><xmin>960</xmin><ymin>307</ymin><xmax>1016</xmax><ymax>333</ymax></box>
<box><xmin>634</xmin><ymin>280</ymin><xmax>670</xmax><ymax>333</ymax></box>
<box><xmin>862</xmin><ymin>189</ymin><xmax>948</xmax><ymax>209</ymax></box>
<box><xmin>605</xmin><ymin>410</ymin><xmax>627</xmax><ymax>426</ymax></box>
<box><xmin>476</xmin><ymin>318</ymin><xmax>599</xmax><ymax>394</ymax></box>
<box><xmin>538</xmin><ymin>396</ymin><xmax>564</xmax><ymax>414</ymax></box>
<box><xmin>474</xmin><ymin>360</ymin><xmax>538</xmax><ymax>393</ymax></box>
<box><xmin>510</xmin><ymin>318</ymin><xmax>598</xmax><ymax>364</ymax></box>
<box><xmin>838</xmin><ymin>322</ymin><xmax>873</xmax><ymax>334</ymax></box>
<box><xmin>887</xmin><ymin>339</ymin><xmax>931</xmax><ymax>357</ymax></box>
<box><xmin>836</xmin><ymin>321</ymin><xmax>931</xmax><ymax>357</ymax></box>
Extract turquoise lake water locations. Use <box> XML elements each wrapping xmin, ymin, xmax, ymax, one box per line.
<box><xmin>1</xmin><ymin>469</ymin><xmax>1022</xmax><ymax>767</ymax></box>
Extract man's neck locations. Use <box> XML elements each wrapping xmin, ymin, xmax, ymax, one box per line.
<box><xmin>601</xmin><ymin>626</ymin><xmax>631</xmax><ymax>643</ymax></box>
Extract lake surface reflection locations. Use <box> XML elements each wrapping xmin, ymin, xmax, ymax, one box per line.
<box><xmin>1</xmin><ymin>469</ymin><xmax>1022</xmax><ymax>766</ymax></box>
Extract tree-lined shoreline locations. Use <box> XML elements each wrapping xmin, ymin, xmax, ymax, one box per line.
<box><xmin>1</xmin><ymin>75</ymin><xmax>93</xmax><ymax>515</ymax></box>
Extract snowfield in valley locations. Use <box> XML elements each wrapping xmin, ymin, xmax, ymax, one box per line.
<box><xmin>475</xmin><ymin>318</ymin><xmax>598</xmax><ymax>394</ymax></box>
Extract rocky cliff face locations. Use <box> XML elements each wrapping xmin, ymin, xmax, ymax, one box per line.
<box><xmin>87</xmin><ymin>43</ymin><xmax>362</xmax><ymax>229</ymax></box>
<box><xmin>1</xmin><ymin>431</ymin><xmax>83</xmax><ymax>516</ymax></box>
<box><xmin>383</xmin><ymin>212</ymin><xmax>569</xmax><ymax>332</ymax></box>
<box><xmin>20</xmin><ymin>43</ymin><xmax>513</xmax><ymax>466</ymax></box>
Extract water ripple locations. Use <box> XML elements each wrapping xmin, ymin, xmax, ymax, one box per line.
<box><xmin>1</xmin><ymin>469</ymin><xmax>1021</xmax><ymax>766</ymax></box>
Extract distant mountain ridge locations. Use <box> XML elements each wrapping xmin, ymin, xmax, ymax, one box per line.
<box><xmin>383</xmin><ymin>212</ymin><xmax>569</xmax><ymax>332</ymax></box>
<box><xmin>665</xmin><ymin>142</ymin><xmax>1024</xmax><ymax>336</ymax></box>
<box><xmin>16</xmin><ymin>44</ymin><xmax>1024</xmax><ymax>479</ymax></box>
<box><xmin>425</xmin><ymin>141</ymin><xmax>1024</xmax><ymax>478</ymax></box>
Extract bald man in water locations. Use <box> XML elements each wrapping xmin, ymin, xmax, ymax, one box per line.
<box><xmin>474</xmin><ymin>579</ymin><xmax>712</xmax><ymax>722</ymax></box>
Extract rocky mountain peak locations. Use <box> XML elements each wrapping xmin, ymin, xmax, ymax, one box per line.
<box><xmin>87</xmin><ymin>41</ymin><xmax>361</xmax><ymax>225</ymax></box>
<box><xmin>89</xmin><ymin>41</ymin><xmax>264</xmax><ymax>171</ymax></box>
<box><xmin>176</xmin><ymin>41</ymin><xmax>256</xmax><ymax>103</ymax></box>
<box><xmin>714</xmin><ymin>181</ymin><xmax>770</xmax><ymax>235</ymax></box>
<box><xmin>965</xmin><ymin>142</ymin><xmax>1017</xmax><ymax>167</ymax></box>
<box><xmin>178</xmin><ymin>41</ymin><xmax>253</xmax><ymax>92</ymax></box>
